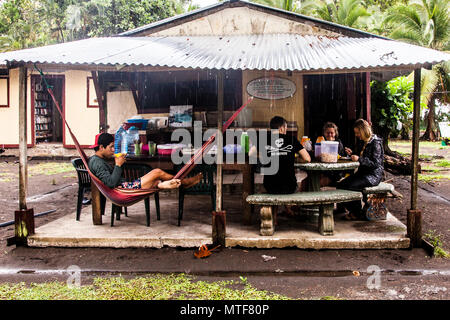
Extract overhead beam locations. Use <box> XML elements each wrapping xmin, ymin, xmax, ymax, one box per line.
<box><xmin>22</xmin><ymin>63</ymin><xmax>425</xmax><ymax>76</ymax></box>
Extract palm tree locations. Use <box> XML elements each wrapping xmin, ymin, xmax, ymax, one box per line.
<box><xmin>312</xmin><ymin>0</ymin><xmax>370</xmax><ymax>28</ymax></box>
<box><xmin>384</xmin><ymin>0</ymin><xmax>450</xmax><ymax>140</ymax></box>
<box><xmin>251</xmin><ymin>0</ymin><xmax>296</xmax><ymax>11</ymax></box>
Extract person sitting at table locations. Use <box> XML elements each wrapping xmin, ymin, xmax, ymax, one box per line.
<box><xmin>336</xmin><ymin>119</ymin><xmax>384</xmax><ymax>220</ymax></box>
<box><xmin>88</xmin><ymin>133</ymin><xmax>202</xmax><ymax>191</ymax></box>
<box><xmin>249</xmin><ymin>116</ymin><xmax>311</xmax><ymax>217</ymax></box>
<box><xmin>322</xmin><ymin>121</ymin><xmax>347</xmax><ymax>157</ymax></box>
<box><xmin>320</xmin><ymin>121</ymin><xmax>348</xmax><ymax>186</ymax></box>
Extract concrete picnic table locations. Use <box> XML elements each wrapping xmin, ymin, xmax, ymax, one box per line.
<box><xmin>295</xmin><ymin>160</ymin><xmax>360</xmax><ymax>191</ymax></box>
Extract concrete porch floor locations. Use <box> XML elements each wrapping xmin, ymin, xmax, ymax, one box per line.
<box><xmin>28</xmin><ymin>192</ymin><xmax>410</xmax><ymax>250</ymax></box>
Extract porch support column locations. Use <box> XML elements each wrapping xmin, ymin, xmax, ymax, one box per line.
<box><xmin>212</xmin><ymin>70</ymin><xmax>225</xmax><ymax>247</ymax></box>
<box><xmin>407</xmin><ymin>68</ymin><xmax>422</xmax><ymax>248</ymax></box>
<box><xmin>14</xmin><ymin>66</ymin><xmax>34</xmax><ymax>246</ymax></box>
<box><xmin>365</xmin><ymin>72</ymin><xmax>371</xmax><ymax>124</ymax></box>
<box><xmin>91</xmin><ymin>71</ymin><xmax>107</xmax><ymax>132</ymax></box>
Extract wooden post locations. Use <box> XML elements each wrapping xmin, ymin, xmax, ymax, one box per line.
<box><xmin>14</xmin><ymin>66</ymin><xmax>34</xmax><ymax>246</ymax></box>
<box><xmin>91</xmin><ymin>181</ymin><xmax>103</xmax><ymax>225</ymax></box>
<box><xmin>242</xmin><ymin>162</ymin><xmax>253</xmax><ymax>225</ymax></box>
<box><xmin>365</xmin><ymin>72</ymin><xmax>371</xmax><ymax>124</ymax></box>
<box><xmin>18</xmin><ymin>66</ymin><xmax>27</xmax><ymax>210</ymax></box>
<box><xmin>408</xmin><ymin>68</ymin><xmax>422</xmax><ymax>248</ymax></box>
<box><xmin>212</xmin><ymin>70</ymin><xmax>225</xmax><ymax>246</ymax></box>
<box><xmin>91</xmin><ymin>71</ymin><xmax>107</xmax><ymax>132</ymax></box>
<box><xmin>128</xmin><ymin>73</ymin><xmax>141</xmax><ymax>110</ymax></box>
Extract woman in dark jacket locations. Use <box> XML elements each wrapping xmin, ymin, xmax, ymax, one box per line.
<box><xmin>337</xmin><ymin>119</ymin><xmax>384</xmax><ymax>220</ymax></box>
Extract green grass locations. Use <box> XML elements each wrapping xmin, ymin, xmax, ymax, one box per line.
<box><xmin>424</xmin><ymin>230</ymin><xmax>449</xmax><ymax>259</ymax></box>
<box><xmin>390</xmin><ymin>140</ymin><xmax>443</xmax><ymax>148</ymax></box>
<box><xmin>436</xmin><ymin>160</ymin><xmax>450</xmax><ymax>168</ymax></box>
<box><xmin>320</xmin><ymin>296</ymin><xmax>343</xmax><ymax>300</ymax></box>
<box><xmin>28</xmin><ymin>162</ymin><xmax>75</xmax><ymax>177</ymax></box>
<box><xmin>418</xmin><ymin>174</ymin><xmax>450</xmax><ymax>183</ymax></box>
<box><xmin>0</xmin><ymin>274</ymin><xmax>291</xmax><ymax>300</ymax></box>
<box><xmin>421</xmin><ymin>166</ymin><xmax>440</xmax><ymax>173</ymax></box>
<box><xmin>0</xmin><ymin>172</ymin><xmax>15</xmax><ymax>182</ymax></box>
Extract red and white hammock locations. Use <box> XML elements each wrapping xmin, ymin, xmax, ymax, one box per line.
<box><xmin>39</xmin><ymin>70</ymin><xmax>253</xmax><ymax>207</ymax></box>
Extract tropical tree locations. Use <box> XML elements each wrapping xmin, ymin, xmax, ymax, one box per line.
<box><xmin>251</xmin><ymin>0</ymin><xmax>297</xmax><ymax>11</ymax></box>
<box><xmin>311</xmin><ymin>0</ymin><xmax>370</xmax><ymax>28</ymax></box>
<box><xmin>0</xmin><ymin>0</ymin><xmax>51</xmax><ymax>50</ymax></box>
<box><xmin>64</xmin><ymin>0</ymin><xmax>187</xmax><ymax>39</ymax></box>
<box><xmin>371</xmin><ymin>76</ymin><xmax>421</xmax><ymax>150</ymax></box>
<box><xmin>0</xmin><ymin>0</ymin><xmax>188</xmax><ymax>51</ymax></box>
<box><xmin>384</xmin><ymin>0</ymin><xmax>450</xmax><ymax>140</ymax></box>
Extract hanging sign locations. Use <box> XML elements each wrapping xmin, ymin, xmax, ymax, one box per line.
<box><xmin>246</xmin><ymin>77</ymin><xmax>296</xmax><ymax>100</ymax></box>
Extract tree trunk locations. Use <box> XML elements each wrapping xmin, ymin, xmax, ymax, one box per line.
<box><xmin>421</xmin><ymin>97</ymin><xmax>437</xmax><ymax>141</ymax></box>
<box><xmin>383</xmin><ymin>138</ymin><xmax>417</xmax><ymax>175</ymax></box>
<box><xmin>374</xmin><ymin>128</ymin><xmax>414</xmax><ymax>175</ymax></box>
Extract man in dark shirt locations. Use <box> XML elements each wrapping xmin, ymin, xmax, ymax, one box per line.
<box><xmin>250</xmin><ymin>116</ymin><xmax>311</xmax><ymax>194</ymax></box>
<box><xmin>249</xmin><ymin>116</ymin><xmax>310</xmax><ymax>219</ymax></box>
<box><xmin>88</xmin><ymin>133</ymin><xmax>201</xmax><ymax>190</ymax></box>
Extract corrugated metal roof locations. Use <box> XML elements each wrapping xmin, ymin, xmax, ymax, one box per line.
<box><xmin>0</xmin><ymin>34</ymin><xmax>449</xmax><ymax>72</ymax></box>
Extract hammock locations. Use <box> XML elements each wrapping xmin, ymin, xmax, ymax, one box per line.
<box><xmin>35</xmin><ymin>65</ymin><xmax>253</xmax><ymax>207</ymax></box>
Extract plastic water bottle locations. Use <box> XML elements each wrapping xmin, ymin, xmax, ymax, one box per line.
<box><xmin>120</xmin><ymin>130</ymin><xmax>128</xmax><ymax>154</ymax></box>
<box><xmin>127</xmin><ymin>126</ymin><xmax>140</xmax><ymax>155</ymax></box>
<box><xmin>114</xmin><ymin>126</ymin><xmax>125</xmax><ymax>154</ymax></box>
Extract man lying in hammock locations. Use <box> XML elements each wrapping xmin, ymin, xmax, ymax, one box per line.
<box><xmin>88</xmin><ymin>133</ymin><xmax>202</xmax><ymax>190</ymax></box>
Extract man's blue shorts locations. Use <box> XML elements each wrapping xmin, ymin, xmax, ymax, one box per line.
<box><xmin>120</xmin><ymin>178</ymin><xmax>142</xmax><ymax>189</ymax></box>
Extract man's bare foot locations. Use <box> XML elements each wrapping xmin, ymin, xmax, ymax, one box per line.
<box><xmin>158</xmin><ymin>179</ymin><xmax>181</xmax><ymax>190</ymax></box>
<box><xmin>182</xmin><ymin>173</ymin><xmax>203</xmax><ymax>189</ymax></box>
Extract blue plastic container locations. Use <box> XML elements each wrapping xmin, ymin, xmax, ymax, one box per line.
<box><xmin>126</xmin><ymin>119</ymin><xmax>148</xmax><ymax>130</ymax></box>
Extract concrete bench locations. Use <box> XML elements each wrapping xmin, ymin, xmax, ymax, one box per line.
<box><xmin>362</xmin><ymin>182</ymin><xmax>395</xmax><ymax>221</ymax></box>
<box><xmin>246</xmin><ymin>190</ymin><xmax>362</xmax><ymax>236</ymax></box>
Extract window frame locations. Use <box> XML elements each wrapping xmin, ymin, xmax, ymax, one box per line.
<box><xmin>0</xmin><ymin>76</ymin><xmax>10</xmax><ymax>108</ymax></box>
<box><xmin>87</xmin><ymin>76</ymin><xmax>99</xmax><ymax>108</ymax></box>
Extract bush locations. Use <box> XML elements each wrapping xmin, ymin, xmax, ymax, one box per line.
<box><xmin>371</xmin><ymin>76</ymin><xmax>418</xmax><ymax>141</ymax></box>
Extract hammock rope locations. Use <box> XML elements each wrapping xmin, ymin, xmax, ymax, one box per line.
<box><xmin>34</xmin><ymin>64</ymin><xmax>253</xmax><ymax>206</ymax></box>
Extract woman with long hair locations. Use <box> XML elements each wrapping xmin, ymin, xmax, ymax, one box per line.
<box><xmin>322</xmin><ymin>121</ymin><xmax>347</xmax><ymax>157</ymax></box>
<box><xmin>337</xmin><ymin>119</ymin><xmax>384</xmax><ymax>220</ymax></box>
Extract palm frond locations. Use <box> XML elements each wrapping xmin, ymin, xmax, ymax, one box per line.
<box><xmin>390</xmin><ymin>28</ymin><xmax>426</xmax><ymax>46</ymax></box>
<box><xmin>346</xmin><ymin>7</ymin><xmax>370</xmax><ymax>27</ymax></box>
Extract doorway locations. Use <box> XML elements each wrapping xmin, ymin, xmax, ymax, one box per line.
<box><xmin>303</xmin><ymin>73</ymin><xmax>367</xmax><ymax>147</ymax></box>
<box><xmin>32</xmin><ymin>75</ymin><xmax>64</xmax><ymax>144</ymax></box>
